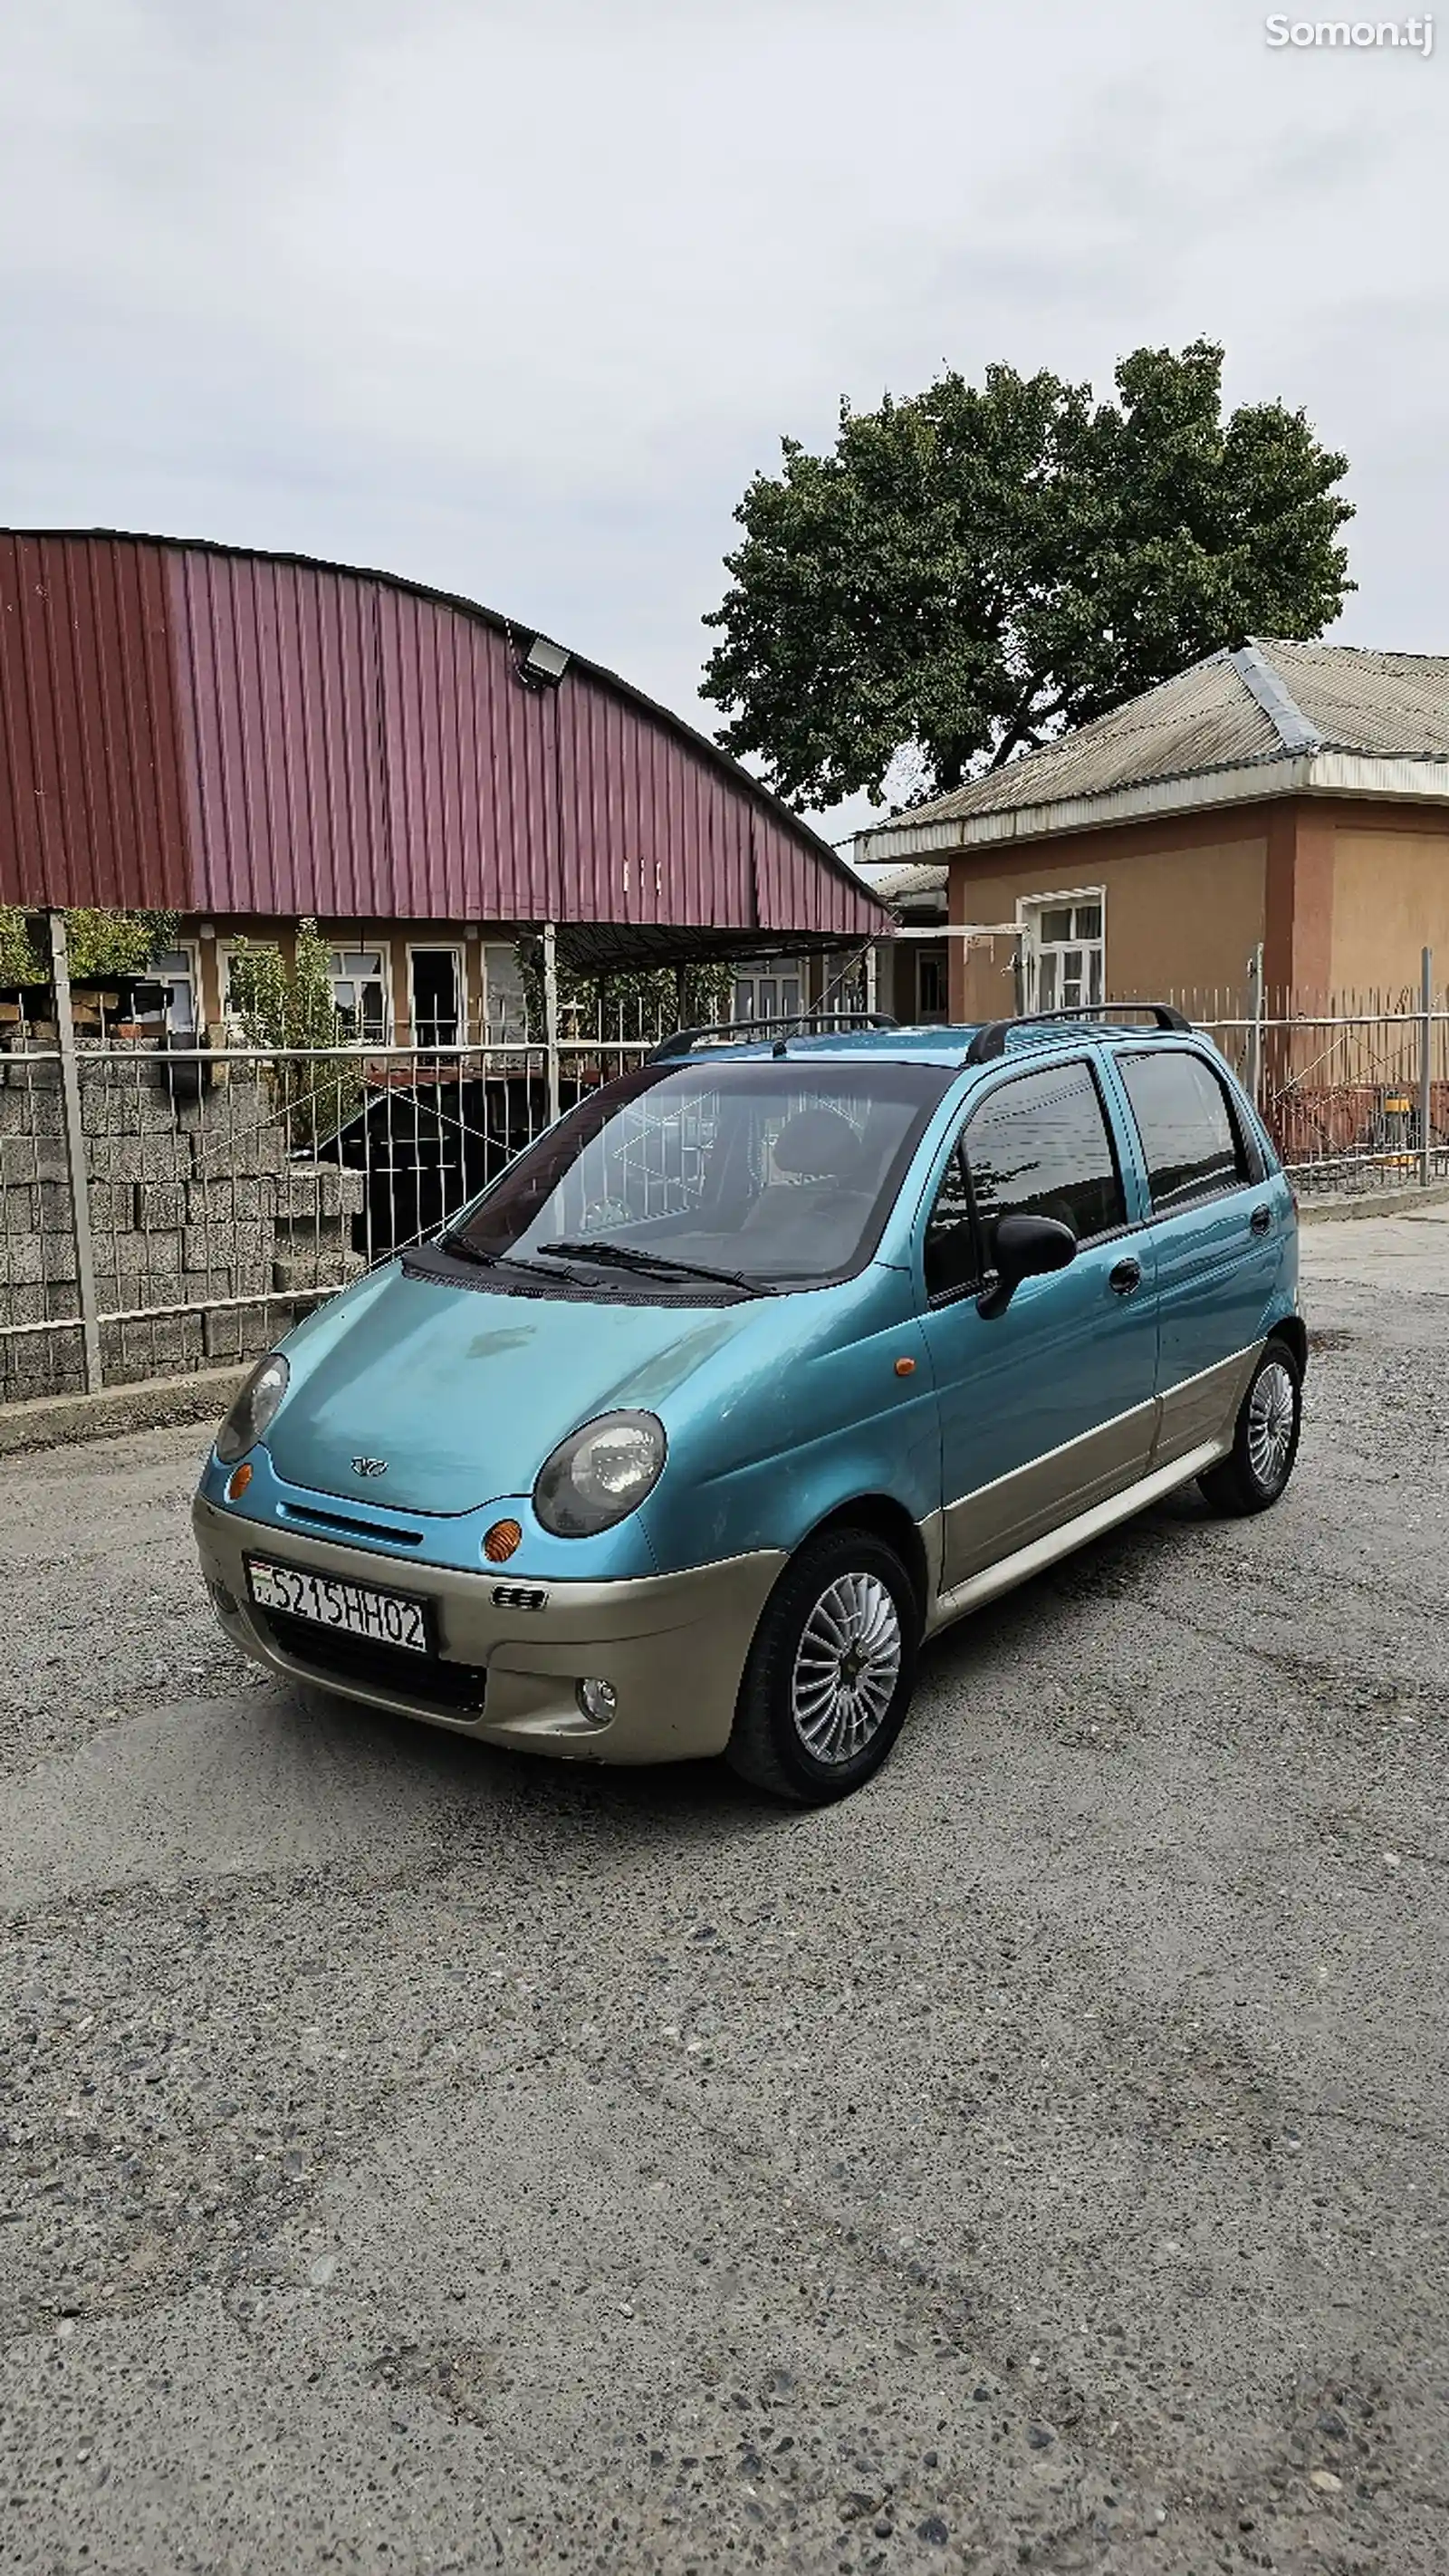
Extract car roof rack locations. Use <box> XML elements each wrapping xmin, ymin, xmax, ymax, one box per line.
<box><xmin>964</xmin><ymin>1003</ymin><xmax>1192</xmax><ymax>1066</ymax></box>
<box><xmin>647</xmin><ymin>1012</ymin><xmax>898</xmax><ymax>1063</ymax></box>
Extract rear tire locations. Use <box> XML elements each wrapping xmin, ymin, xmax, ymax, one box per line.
<box><xmin>1198</xmin><ymin>1340</ymin><xmax>1302</xmax><ymax>1516</ymax></box>
<box><xmin>725</xmin><ymin>1525</ymin><xmax>918</xmax><ymax>1805</ymax></box>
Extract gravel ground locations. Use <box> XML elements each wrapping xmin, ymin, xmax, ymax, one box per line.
<box><xmin>1</xmin><ymin>1213</ymin><xmax>1446</xmax><ymax>2575</ymax></box>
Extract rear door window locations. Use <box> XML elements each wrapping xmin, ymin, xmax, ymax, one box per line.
<box><xmin>1116</xmin><ymin>1051</ymin><xmax>1250</xmax><ymax>1214</ymax></box>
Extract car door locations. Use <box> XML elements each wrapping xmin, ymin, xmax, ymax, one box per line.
<box><xmin>1108</xmin><ymin>1043</ymin><xmax>1285</xmax><ymax>1467</ymax></box>
<box><xmin>916</xmin><ymin>1053</ymin><xmax>1159</xmax><ymax>1593</ymax></box>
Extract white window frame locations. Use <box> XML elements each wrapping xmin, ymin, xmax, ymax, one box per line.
<box><xmin>1016</xmin><ymin>886</ymin><xmax>1107</xmax><ymax>1016</ymax></box>
<box><xmin>733</xmin><ymin>958</ymin><xmax>805</xmax><ymax>1025</ymax></box>
<box><xmin>327</xmin><ymin>940</ymin><xmax>393</xmax><ymax>1046</ymax></box>
<box><xmin>152</xmin><ymin>940</ymin><xmax>202</xmax><ymax>1036</ymax></box>
<box><xmin>405</xmin><ymin>941</ymin><xmax>465</xmax><ymax>1049</ymax></box>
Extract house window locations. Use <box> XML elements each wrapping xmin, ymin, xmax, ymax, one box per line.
<box><xmin>1022</xmin><ymin>893</ymin><xmax>1105</xmax><ymax>1014</ymax></box>
<box><xmin>153</xmin><ymin>945</ymin><xmax>201</xmax><ymax>1035</ymax></box>
<box><xmin>328</xmin><ymin>947</ymin><xmax>390</xmax><ymax>1043</ymax></box>
<box><xmin>734</xmin><ymin>962</ymin><xmax>803</xmax><ymax>1027</ymax></box>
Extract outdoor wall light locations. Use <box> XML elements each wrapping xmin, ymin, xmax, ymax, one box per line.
<box><xmin>519</xmin><ymin>633</ymin><xmax>571</xmax><ymax>687</ymax></box>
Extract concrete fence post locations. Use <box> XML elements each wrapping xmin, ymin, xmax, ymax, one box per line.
<box><xmin>1419</xmin><ymin>946</ymin><xmax>1435</xmax><ymax>1190</ymax></box>
<box><xmin>46</xmin><ymin>910</ymin><xmax>103</xmax><ymax>1395</ymax></box>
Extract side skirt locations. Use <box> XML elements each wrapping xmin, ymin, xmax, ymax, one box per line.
<box><xmin>923</xmin><ymin>1436</ymin><xmax>1228</xmax><ymax>1639</ymax></box>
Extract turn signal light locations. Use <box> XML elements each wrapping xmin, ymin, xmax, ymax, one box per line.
<box><xmin>226</xmin><ymin>1464</ymin><xmax>254</xmax><ymax>1501</ymax></box>
<box><xmin>483</xmin><ymin>1518</ymin><xmax>523</xmax><ymax>1563</ymax></box>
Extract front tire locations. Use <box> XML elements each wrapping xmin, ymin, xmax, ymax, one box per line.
<box><xmin>1198</xmin><ymin>1341</ymin><xmax>1302</xmax><ymax>1516</ymax></box>
<box><xmin>725</xmin><ymin>1525</ymin><xmax>918</xmax><ymax>1805</ymax></box>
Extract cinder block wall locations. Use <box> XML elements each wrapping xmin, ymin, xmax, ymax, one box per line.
<box><xmin>0</xmin><ymin>1047</ymin><xmax>365</xmax><ymax>1403</ymax></box>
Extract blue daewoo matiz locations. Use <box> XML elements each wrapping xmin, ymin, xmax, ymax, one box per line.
<box><xmin>194</xmin><ymin>1006</ymin><xmax>1304</xmax><ymax>1804</ymax></box>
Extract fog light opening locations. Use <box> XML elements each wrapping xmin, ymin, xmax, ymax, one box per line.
<box><xmin>576</xmin><ymin>1677</ymin><xmax>618</xmax><ymax>1727</ymax></box>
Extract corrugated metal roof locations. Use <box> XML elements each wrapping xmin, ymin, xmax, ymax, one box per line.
<box><xmin>854</xmin><ymin>860</ymin><xmax>946</xmax><ymax>901</ymax></box>
<box><xmin>856</xmin><ymin>639</ymin><xmax>1449</xmax><ymax>857</ymax></box>
<box><xmin>855</xmin><ymin>860</ymin><xmax>948</xmax><ymax>906</ymax></box>
<box><xmin>1266</xmin><ymin>639</ymin><xmax>1449</xmax><ymax>758</ymax></box>
<box><xmin>0</xmin><ymin>530</ymin><xmax>886</xmax><ymax>947</ymax></box>
<box><xmin>0</xmin><ymin>533</ymin><xmax>191</xmax><ymax>908</ymax></box>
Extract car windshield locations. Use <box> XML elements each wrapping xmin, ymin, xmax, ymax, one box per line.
<box><xmin>445</xmin><ymin>1057</ymin><xmax>953</xmax><ymax>1289</ymax></box>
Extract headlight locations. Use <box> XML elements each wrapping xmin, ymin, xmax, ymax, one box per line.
<box><xmin>533</xmin><ymin>1409</ymin><xmax>667</xmax><ymax>1538</ymax></box>
<box><xmin>215</xmin><ymin>1352</ymin><xmax>290</xmax><ymax>1465</ymax></box>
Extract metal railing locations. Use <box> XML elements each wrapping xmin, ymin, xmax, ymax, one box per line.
<box><xmin>3</xmin><ymin>971</ymin><xmax>1446</xmax><ymax>1406</ymax></box>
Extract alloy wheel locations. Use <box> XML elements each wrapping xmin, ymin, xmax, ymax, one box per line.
<box><xmin>1247</xmin><ymin>1357</ymin><xmax>1298</xmax><ymax>1493</ymax></box>
<box><xmin>790</xmin><ymin>1572</ymin><xmax>902</xmax><ymax>1765</ymax></box>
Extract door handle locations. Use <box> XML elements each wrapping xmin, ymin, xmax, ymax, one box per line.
<box><xmin>1108</xmin><ymin>1257</ymin><xmax>1142</xmax><ymax>1296</ymax></box>
<box><xmin>1249</xmin><ymin>1206</ymin><xmax>1271</xmax><ymax>1236</ymax></box>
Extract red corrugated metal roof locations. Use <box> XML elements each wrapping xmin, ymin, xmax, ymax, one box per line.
<box><xmin>0</xmin><ymin>533</ymin><xmax>191</xmax><ymax>909</ymax></box>
<box><xmin>0</xmin><ymin>530</ymin><xmax>885</xmax><ymax>948</ymax></box>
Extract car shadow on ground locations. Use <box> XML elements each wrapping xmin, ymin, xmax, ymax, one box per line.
<box><xmin>270</xmin><ymin>1488</ymin><xmax>1220</xmax><ymax>1850</ymax></box>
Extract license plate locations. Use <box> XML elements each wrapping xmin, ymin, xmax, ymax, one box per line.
<box><xmin>245</xmin><ymin>1556</ymin><xmax>432</xmax><ymax>1655</ymax></box>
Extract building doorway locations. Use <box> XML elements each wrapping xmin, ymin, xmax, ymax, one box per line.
<box><xmin>408</xmin><ymin>946</ymin><xmax>463</xmax><ymax>1047</ymax></box>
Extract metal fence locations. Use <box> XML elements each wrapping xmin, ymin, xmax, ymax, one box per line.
<box><xmin>1165</xmin><ymin>956</ymin><xmax>1448</xmax><ymax>1199</ymax></box>
<box><xmin>3</xmin><ymin>976</ymin><xmax>1446</xmax><ymax>1407</ymax></box>
<box><xmin>0</xmin><ymin>994</ymin><xmax>688</xmax><ymax>1405</ymax></box>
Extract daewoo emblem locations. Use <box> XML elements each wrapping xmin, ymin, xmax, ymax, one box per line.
<box><xmin>351</xmin><ymin>1456</ymin><xmax>389</xmax><ymax>1477</ymax></box>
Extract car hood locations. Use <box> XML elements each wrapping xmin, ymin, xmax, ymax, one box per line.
<box><xmin>264</xmin><ymin>1262</ymin><xmax>764</xmax><ymax>1515</ymax></box>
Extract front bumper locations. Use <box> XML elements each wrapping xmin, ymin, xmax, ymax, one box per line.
<box><xmin>193</xmin><ymin>1497</ymin><xmax>784</xmax><ymax>1764</ymax></box>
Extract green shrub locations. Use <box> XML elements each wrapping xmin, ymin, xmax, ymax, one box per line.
<box><xmin>226</xmin><ymin>922</ymin><xmax>363</xmax><ymax>1153</ymax></box>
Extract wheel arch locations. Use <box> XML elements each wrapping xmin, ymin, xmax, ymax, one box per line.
<box><xmin>799</xmin><ymin>1494</ymin><xmax>930</xmax><ymax>1634</ymax></box>
<box><xmin>1267</xmin><ymin>1314</ymin><xmax>1308</xmax><ymax>1377</ymax></box>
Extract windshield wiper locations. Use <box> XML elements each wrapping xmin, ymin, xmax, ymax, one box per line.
<box><xmin>435</xmin><ymin>1230</ymin><xmax>588</xmax><ymax>1284</ymax></box>
<box><xmin>536</xmin><ymin>1238</ymin><xmax>774</xmax><ymax>1296</ymax></box>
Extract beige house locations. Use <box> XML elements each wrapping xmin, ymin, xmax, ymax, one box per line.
<box><xmin>855</xmin><ymin>641</ymin><xmax>1449</xmax><ymax>1020</ymax></box>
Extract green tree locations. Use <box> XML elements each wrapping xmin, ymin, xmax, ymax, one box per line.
<box><xmin>701</xmin><ymin>340</ymin><xmax>1354</xmax><ymax>808</ymax></box>
<box><xmin>0</xmin><ymin>907</ymin><xmax>179</xmax><ymax>985</ymax></box>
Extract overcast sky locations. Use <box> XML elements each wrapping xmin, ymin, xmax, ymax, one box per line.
<box><xmin>2</xmin><ymin>0</ymin><xmax>1444</xmax><ymax>839</ymax></box>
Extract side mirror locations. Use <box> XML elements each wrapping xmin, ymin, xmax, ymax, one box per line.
<box><xmin>977</xmin><ymin>1211</ymin><xmax>1077</xmax><ymax>1319</ymax></box>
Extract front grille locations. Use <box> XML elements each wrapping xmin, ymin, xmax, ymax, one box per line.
<box><xmin>258</xmin><ymin>1610</ymin><xmax>487</xmax><ymax>1713</ymax></box>
<box><xmin>280</xmin><ymin>1503</ymin><xmax>424</xmax><ymax>1546</ymax></box>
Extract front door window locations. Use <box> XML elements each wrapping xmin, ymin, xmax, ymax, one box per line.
<box><xmin>963</xmin><ymin>1057</ymin><xmax>1126</xmax><ymax>1246</ymax></box>
<box><xmin>916</xmin><ymin>1055</ymin><xmax>1155</xmax><ymax>1588</ymax></box>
